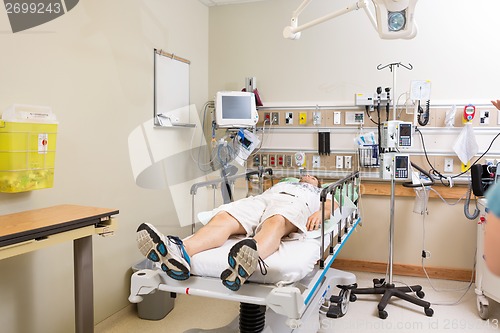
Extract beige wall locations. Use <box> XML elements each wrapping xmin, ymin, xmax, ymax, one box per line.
<box><xmin>0</xmin><ymin>1</ymin><xmax>498</xmax><ymax>331</ymax></box>
<box><xmin>0</xmin><ymin>1</ymin><xmax>208</xmax><ymax>332</ymax></box>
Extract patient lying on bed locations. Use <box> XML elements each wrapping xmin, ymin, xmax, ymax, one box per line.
<box><xmin>136</xmin><ymin>174</ymin><xmax>336</xmax><ymax>291</ymax></box>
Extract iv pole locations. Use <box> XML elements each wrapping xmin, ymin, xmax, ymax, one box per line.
<box><xmin>350</xmin><ymin>63</ymin><xmax>434</xmax><ymax>320</ymax></box>
<box><xmin>377</xmin><ymin>62</ymin><xmax>413</xmax><ymax>285</ymax></box>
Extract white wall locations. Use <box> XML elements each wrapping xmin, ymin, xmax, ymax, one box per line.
<box><xmin>208</xmin><ymin>0</ymin><xmax>500</xmax><ymax>270</ymax></box>
<box><xmin>0</xmin><ymin>1</ymin><xmax>208</xmax><ymax>332</ymax></box>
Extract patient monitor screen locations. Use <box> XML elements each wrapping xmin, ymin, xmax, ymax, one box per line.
<box><xmin>222</xmin><ymin>95</ymin><xmax>252</xmax><ymax>119</ymax></box>
<box><xmin>215</xmin><ymin>91</ymin><xmax>258</xmax><ymax>128</ymax></box>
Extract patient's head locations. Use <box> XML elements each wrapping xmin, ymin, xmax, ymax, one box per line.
<box><xmin>300</xmin><ymin>175</ymin><xmax>320</xmax><ymax>187</ymax></box>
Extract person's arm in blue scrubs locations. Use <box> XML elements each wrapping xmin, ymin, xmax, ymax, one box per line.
<box><xmin>485</xmin><ymin>183</ymin><xmax>500</xmax><ymax>276</ymax></box>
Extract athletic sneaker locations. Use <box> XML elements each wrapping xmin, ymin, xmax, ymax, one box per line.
<box><xmin>136</xmin><ymin>223</ymin><xmax>191</xmax><ymax>281</ymax></box>
<box><xmin>220</xmin><ymin>238</ymin><xmax>267</xmax><ymax>291</ymax></box>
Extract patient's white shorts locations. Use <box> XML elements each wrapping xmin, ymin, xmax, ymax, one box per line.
<box><xmin>214</xmin><ymin>193</ymin><xmax>313</xmax><ymax>236</ymax></box>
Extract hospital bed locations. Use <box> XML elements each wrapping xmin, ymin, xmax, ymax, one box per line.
<box><xmin>129</xmin><ymin>170</ymin><xmax>361</xmax><ymax>332</ymax></box>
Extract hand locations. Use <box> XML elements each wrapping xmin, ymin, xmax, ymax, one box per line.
<box><xmin>306</xmin><ymin>211</ymin><xmax>322</xmax><ymax>231</ymax></box>
<box><xmin>491</xmin><ymin>100</ymin><xmax>500</xmax><ymax>111</ymax></box>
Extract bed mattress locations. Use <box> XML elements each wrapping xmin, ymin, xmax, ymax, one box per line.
<box><xmin>190</xmin><ymin>219</ymin><xmax>344</xmax><ymax>285</ymax></box>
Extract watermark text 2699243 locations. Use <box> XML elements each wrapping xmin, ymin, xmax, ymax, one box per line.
<box><xmin>3</xmin><ymin>1</ymin><xmax>80</xmax><ymax>33</ymax></box>
<box><xmin>5</xmin><ymin>2</ymin><xmax>62</xmax><ymax>14</ymax></box>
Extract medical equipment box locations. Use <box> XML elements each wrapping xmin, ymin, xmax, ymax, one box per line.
<box><xmin>132</xmin><ymin>259</ymin><xmax>175</xmax><ymax>320</ymax></box>
<box><xmin>0</xmin><ymin>120</ymin><xmax>57</xmax><ymax>193</ymax></box>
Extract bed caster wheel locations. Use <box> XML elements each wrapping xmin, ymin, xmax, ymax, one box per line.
<box><xmin>477</xmin><ymin>296</ymin><xmax>489</xmax><ymax>319</ymax></box>
<box><xmin>425</xmin><ymin>307</ymin><xmax>434</xmax><ymax>317</ymax></box>
<box><xmin>378</xmin><ymin>310</ymin><xmax>388</xmax><ymax>319</ymax></box>
<box><xmin>327</xmin><ymin>289</ymin><xmax>351</xmax><ymax>318</ymax></box>
<box><xmin>416</xmin><ymin>290</ymin><xmax>425</xmax><ymax>298</ymax></box>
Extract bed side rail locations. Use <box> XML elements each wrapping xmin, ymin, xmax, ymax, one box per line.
<box><xmin>318</xmin><ymin>171</ymin><xmax>360</xmax><ymax>268</ymax></box>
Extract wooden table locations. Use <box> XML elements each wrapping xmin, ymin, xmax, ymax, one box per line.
<box><xmin>0</xmin><ymin>204</ymin><xmax>119</xmax><ymax>333</ymax></box>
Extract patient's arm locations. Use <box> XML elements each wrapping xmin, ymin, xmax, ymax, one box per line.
<box><xmin>306</xmin><ymin>199</ymin><xmax>338</xmax><ymax>231</ymax></box>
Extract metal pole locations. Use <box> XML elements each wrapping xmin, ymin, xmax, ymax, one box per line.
<box><xmin>388</xmin><ymin>170</ymin><xmax>396</xmax><ymax>285</ymax></box>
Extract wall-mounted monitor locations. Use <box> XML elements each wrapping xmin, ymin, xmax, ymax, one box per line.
<box><xmin>215</xmin><ymin>91</ymin><xmax>258</xmax><ymax>128</ymax></box>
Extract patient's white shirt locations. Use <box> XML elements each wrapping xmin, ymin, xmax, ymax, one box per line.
<box><xmin>264</xmin><ymin>182</ymin><xmax>325</xmax><ymax>214</ymax></box>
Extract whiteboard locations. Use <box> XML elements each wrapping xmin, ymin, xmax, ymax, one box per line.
<box><xmin>154</xmin><ymin>49</ymin><xmax>190</xmax><ymax>126</ymax></box>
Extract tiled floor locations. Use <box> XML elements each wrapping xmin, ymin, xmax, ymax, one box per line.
<box><xmin>96</xmin><ymin>271</ymin><xmax>500</xmax><ymax>333</ymax></box>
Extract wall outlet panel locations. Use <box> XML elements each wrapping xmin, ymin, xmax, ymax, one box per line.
<box><xmin>345</xmin><ymin>111</ymin><xmax>364</xmax><ymax>125</ymax></box>
<box><xmin>313</xmin><ymin>111</ymin><xmax>321</xmax><ymax>126</ymax></box>
<box><xmin>299</xmin><ymin>112</ymin><xmax>307</xmax><ymax>125</ymax></box>
<box><xmin>333</xmin><ymin>111</ymin><xmax>341</xmax><ymax>125</ymax></box>
<box><xmin>444</xmin><ymin>158</ymin><xmax>453</xmax><ymax>172</ymax></box>
<box><xmin>312</xmin><ymin>155</ymin><xmax>321</xmax><ymax>168</ymax></box>
<box><xmin>345</xmin><ymin>155</ymin><xmax>352</xmax><ymax>169</ymax></box>
<box><xmin>263</xmin><ymin>112</ymin><xmax>271</xmax><ymax>124</ymax></box>
<box><xmin>336</xmin><ymin>155</ymin><xmax>344</xmax><ymax>169</ymax></box>
<box><xmin>271</xmin><ymin>112</ymin><xmax>280</xmax><ymax>125</ymax></box>
<box><xmin>261</xmin><ymin>154</ymin><xmax>268</xmax><ymax>167</ymax></box>
<box><xmin>269</xmin><ymin>154</ymin><xmax>277</xmax><ymax>167</ymax></box>
<box><xmin>285</xmin><ymin>112</ymin><xmax>293</xmax><ymax>125</ymax></box>
<box><xmin>278</xmin><ymin>154</ymin><xmax>285</xmax><ymax>167</ymax></box>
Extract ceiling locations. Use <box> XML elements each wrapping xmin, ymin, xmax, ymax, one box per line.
<box><xmin>198</xmin><ymin>0</ymin><xmax>265</xmax><ymax>6</ymax></box>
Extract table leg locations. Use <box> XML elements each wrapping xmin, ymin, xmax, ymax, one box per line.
<box><xmin>74</xmin><ymin>235</ymin><xmax>94</xmax><ymax>333</ymax></box>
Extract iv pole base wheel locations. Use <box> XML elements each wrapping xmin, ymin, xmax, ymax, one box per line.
<box><xmin>378</xmin><ymin>310</ymin><xmax>388</xmax><ymax>319</ymax></box>
<box><xmin>351</xmin><ymin>282</ymin><xmax>433</xmax><ymax>319</ymax></box>
<box><xmin>425</xmin><ymin>307</ymin><xmax>434</xmax><ymax>317</ymax></box>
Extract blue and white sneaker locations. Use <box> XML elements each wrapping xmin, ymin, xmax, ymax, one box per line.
<box><xmin>220</xmin><ymin>238</ymin><xmax>267</xmax><ymax>291</ymax></box>
<box><xmin>136</xmin><ymin>223</ymin><xmax>191</xmax><ymax>281</ymax></box>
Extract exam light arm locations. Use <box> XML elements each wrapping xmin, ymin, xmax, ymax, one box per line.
<box><xmin>283</xmin><ymin>0</ymin><xmax>418</xmax><ymax>40</ymax></box>
<box><xmin>283</xmin><ymin>0</ymin><xmax>371</xmax><ymax>40</ymax></box>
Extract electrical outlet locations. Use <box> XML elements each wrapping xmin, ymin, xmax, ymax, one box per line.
<box><xmin>333</xmin><ymin>112</ymin><xmax>341</xmax><ymax>125</ymax></box>
<box><xmin>345</xmin><ymin>156</ymin><xmax>352</xmax><ymax>169</ymax></box>
<box><xmin>312</xmin><ymin>155</ymin><xmax>321</xmax><ymax>168</ymax></box>
<box><xmin>269</xmin><ymin>154</ymin><xmax>277</xmax><ymax>167</ymax></box>
<box><xmin>277</xmin><ymin>154</ymin><xmax>284</xmax><ymax>167</ymax></box>
<box><xmin>336</xmin><ymin>156</ymin><xmax>344</xmax><ymax>169</ymax></box>
<box><xmin>299</xmin><ymin>112</ymin><xmax>307</xmax><ymax>125</ymax></box>
<box><xmin>444</xmin><ymin>158</ymin><xmax>453</xmax><ymax>172</ymax></box>
<box><xmin>263</xmin><ymin>112</ymin><xmax>271</xmax><ymax>124</ymax></box>
<box><xmin>271</xmin><ymin>112</ymin><xmax>280</xmax><ymax>125</ymax></box>
<box><xmin>313</xmin><ymin>111</ymin><xmax>321</xmax><ymax>126</ymax></box>
<box><xmin>285</xmin><ymin>154</ymin><xmax>292</xmax><ymax>167</ymax></box>
<box><xmin>253</xmin><ymin>154</ymin><xmax>260</xmax><ymax>167</ymax></box>
<box><xmin>261</xmin><ymin>154</ymin><xmax>268</xmax><ymax>167</ymax></box>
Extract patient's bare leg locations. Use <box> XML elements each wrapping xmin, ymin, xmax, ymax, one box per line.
<box><xmin>253</xmin><ymin>215</ymin><xmax>297</xmax><ymax>259</ymax></box>
<box><xmin>183</xmin><ymin>211</ymin><xmax>246</xmax><ymax>257</ymax></box>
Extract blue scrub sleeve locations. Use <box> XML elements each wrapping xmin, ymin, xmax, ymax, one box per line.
<box><xmin>486</xmin><ymin>183</ymin><xmax>500</xmax><ymax>218</ymax></box>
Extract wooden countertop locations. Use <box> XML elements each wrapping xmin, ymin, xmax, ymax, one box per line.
<box><xmin>0</xmin><ymin>204</ymin><xmax>119</xmax><ymax>248</ymax></box>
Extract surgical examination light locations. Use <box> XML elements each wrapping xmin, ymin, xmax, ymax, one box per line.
<box><xmin>283</xmin><ymin>0</ymin><xmax>418</xmax><ymax>40</ymax></box>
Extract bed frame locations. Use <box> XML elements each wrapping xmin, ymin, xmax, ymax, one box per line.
<box><xmin>130</xmin><ymin>171</ymin><xmax>361</xmax><ymax>332</ymax></box>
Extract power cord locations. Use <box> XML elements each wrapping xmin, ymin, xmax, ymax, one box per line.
<box><xmin>414</xmin><ymin>127</ymin><xmax>500</xmax><ymax>186</ymax></box>
<box><xmin>417</xmin><ymin>182</ymin><xmax>475</xmax><ymax>305</ymax></box>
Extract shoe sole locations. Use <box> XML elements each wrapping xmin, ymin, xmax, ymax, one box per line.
<box><xmin>137</xmin><ymin>223</ymin><xmax>190</xmax><ymax>281</ymax></box>
<box><xmin>221</xmin><ymin>239</ymin><xmax>257</xmax><ymax>291</ymax></box>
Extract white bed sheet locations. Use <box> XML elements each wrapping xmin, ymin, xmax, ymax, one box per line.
<box><xmin>190</xmin><ymin>219</ymin><xmax>346</xmax><ymax>285</ymax></box>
